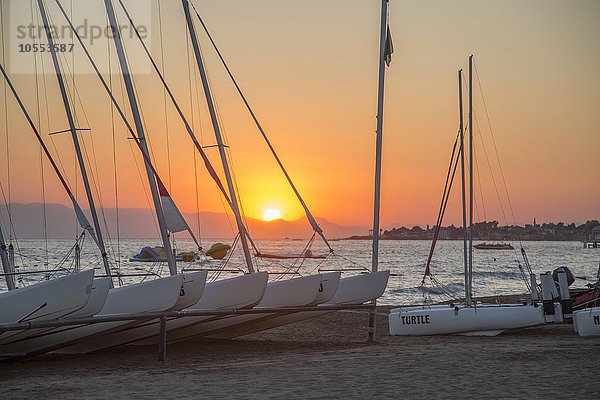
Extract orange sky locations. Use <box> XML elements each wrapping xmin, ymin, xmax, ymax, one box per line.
<box><xmin>1</xmin><ymin>0</ymin><xmax>599</xmax><ymax>234</ymax></box>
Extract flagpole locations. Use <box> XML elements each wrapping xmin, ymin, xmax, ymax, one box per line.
<box><xmin>369</xmin><ymin>0</ymin><xmax>390</xmax><ymax>342</ymax></box>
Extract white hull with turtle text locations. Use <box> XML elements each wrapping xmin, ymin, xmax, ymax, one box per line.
<box><xmin>389</xmin><ymin>303</ymin><xmax>552</xmax><ymax>336</ymax></box>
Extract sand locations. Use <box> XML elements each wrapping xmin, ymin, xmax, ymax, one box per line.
<box><xmin>1</xmin><ymin>306</ymin><xmax>598</xmax><ymax>399</ymax></box>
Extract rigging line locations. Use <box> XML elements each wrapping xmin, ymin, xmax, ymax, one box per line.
<box><xmin>424</xmin><ymin>130</ymin><xmax>461</xmax><ymax>281</ymax></box>
<box><xmin>0</xmin><ymin>1</ymin><xmax>11</xmax><ymax>240</ymax></box>
<box><xmin>473</xmin><ymin>141</ymin><xmax>487</xmax><ymax>221</ymax></box>
<box><xmin>462</xmin><ymin>75</ymin><xmax>508</xmax><ymax>226</ymax></box>
<box><xmin>474</xmin><ymin>114</ymin><xmax>508</xmax><ymax>225</ymax></box>
<box><xmin>470</xmin><ymin>126</ymin><xmax>481</xmax><ymax>223</ymax></box>
<box><xmin>192</xmin><ymin>149</ymin><xmax>202</xmax><ymax>244</ymax></box>
<box><xmin>192</xmin><ymin>29</ymin><xmax>258</xmax><ymax>254</ymax></box>
<box><xmin>53</xmin><ymin>2</ymin><xmax>197</xmax><ymax>247</ymax></box>
<box><xmin>113</xmin><ymin>2</ymin><xmax>246</xmax><ymax>251</ymax></box>
<box><xmin>106</xmin><ymin>2</ymin><xmax>160</xmax><ymax>177</ymax></box>
<box><xmin>107</xmin><ymin>14</ymin><xmax>121</xmax><ymax>273</ymax></box>
<box><xmin>474</xmin><ymin>60</ymin><xmax>517</xmax><ymax>225</ymax></box>
<box><xmin>113</xmin><ymin>0</ymin><xmax>233</xmax><ymax>209</ymax></box>
<box><xmin>0</xmin><ymin>7</ymin><xmax>23</xmax><ymax>274</ymax></box>
<box><xmin>190</xmin><ymin>3</ymin><xmax>333</xmax><ymax>252</ymax></box>
<box><xmin>185</xmin><ymin>27</ymin><xmax>204</xmax><ymax>243</ymax></box>
<box><xmin>118</xmin><ymin>59</ymin><xmax>158</xmax><ymax>236</ymax></box>
<box><xmin>38</xmin><ymin>0</ymin><xmax>80</xmax><ymax>238</ymax></box>
<box><xmin>187</xmin><ymin>24</ymin><xmax>206</xmax><ymax>231</ymax></box>
<box><xmin>31</xmin><ymin>0</ymin><xmax>49</xmax><ymax>268</ymax></box>
<box><xmin>157</xmin><ymin>0</ymin><xmax>172</xmax><ymax>191</ymax></box>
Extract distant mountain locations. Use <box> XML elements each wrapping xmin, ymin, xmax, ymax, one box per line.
<box><xmin>0</xmin><ymin>203</ymin><xmax>368</xmax><ymax>240</ymax></box>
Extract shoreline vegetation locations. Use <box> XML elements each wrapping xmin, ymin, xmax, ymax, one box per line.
<box><xmin>343</xmin><ymin>220</ymin><xmax>600</xmax><ymax>242</ymax></box>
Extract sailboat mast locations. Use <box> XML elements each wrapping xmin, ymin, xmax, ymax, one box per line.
<box><xmin>468</xmin><ymin>55</ymin><xmax>474</xmax><ymax>302</ymax></box>
<box><xmin>36</xmin><ymin>0</ymin><xmax>112</xmax><ymax>281</ymax></box>
<box><xmin>369</xmin><ymin>0</ymin><xmax>389</xmax><ymax>342</ymax></box>
<box><xmin>103</xmin><ymin>0</ymin><xmax>177</xmax><ymax>276</ymax></box>
<box><xmin>0</xmin><ymin>213</ymin><xmax>15</xmax><ymax>290</ymax></box>
<box><xmin>458</xmin><ymin>69</ymin><xmax>470</xmax><ymax>304</ymax></box>
<box><xmin>0</xmin><ymin>60</ymin><xmax>100</xmax><ymax>258</ymax></box>
<box><xmin>372</xmin><ymin>0</ymin><xmax>389</xmax><ymax>274</ymax></box>
<box><xmin>181</xmin><ymin>0</ymin><xmax>254</xmax><ymax>273</ymax></box>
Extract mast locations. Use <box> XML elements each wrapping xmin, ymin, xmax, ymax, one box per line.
<box><xmin>0</xmin><ymin>212</ymin><xmax>15</xmax><ymax>290</ymax></box>
<box><xmin>369</xmin><ymin>0</ymin><xmax>389</xmax><ymax>342</ymax></box>
<box><xmin>468</xmin><ymin>55</ymin><xmax>474</xmax><ymax>302</ymax></box>
<box><xmin>36</xmin><ymin>0</ymin><xmax>112</xmax><ymax>281</ymax></box>
<box><xmin>103</xmin><ymin>0</ymin><xmax>177</xmax><ymax>276</ymax></box>
<box><xmin>459</xmin><ymin>69</ymin><xmax>469</xmax><ymax>304</ymax></box>
<box><xmin>372</xmin><ymin>0</ymin><xmax>389</xmax><ymax>275</ymax></box>
<box><xmin>0</xmin><ymin>61</ymin><xmax>98</xmax><ymax>258</ymax></box>
<box><xmin>181</xmin><ymin>0</ymin><xmax>254</xmax><ymax>273</ymax></box>
<box><xmin>187</xmin><ymin>4</ymin><xmax>333</xmax><ymax>252</ymax></box>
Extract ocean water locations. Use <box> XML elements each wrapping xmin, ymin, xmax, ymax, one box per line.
<box><xmin>2</xmin><ymin>238</ymin><xmax>599</xmax><ymax>306</ymax></box>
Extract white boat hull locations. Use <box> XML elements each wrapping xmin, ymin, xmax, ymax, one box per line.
<box><xmin>54</xmin><ymin>271</ymin><xmax>208</xmax><ymax>354</ymax></box>
<box><xmin>205</xmin><ymin>272</ymin><xmax>342</xmax><ymax>340</ymax></box>
<box><xmin>0</xmin><ymin>269</ymin><xmax>95</xmax><ymax>325</ymax></box>
<box><xmin>205</xmin><ymin>270</ymin><xmax>390</xmax><ymax>340</ymax></box>
<box><xmin>0</xmin><ymin>275</ymin><xmax>184</xmax><ymax>355</ymax></box>
<box><xmin>325</xmin><ymin>270</ymin><xmax>390</xmax><ymax>305</ymax></box>
<box><xmin>169</xmin><ymin>274</ymin><xmax>323</xmax><ymax>343</ymax></box>
<box><xmin>0</xmin><ymin>277</ymin><xmax>111</xmax><ymax>346</ymax></box>
<box><xmin>573</xmin><ymin>307</ymin><xmax>600</xmax><ymax>337</ymax></box>
<box><xmin>389</xmin><ymin>303</ymin><xmax>546</xmax><ymax>336</ymax></box>
<box><xmin>133</xmin><ymin>272</ymin><xmax>269</xmax><ymax>346</ymax></box>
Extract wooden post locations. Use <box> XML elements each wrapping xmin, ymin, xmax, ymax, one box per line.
<box><xmin>158</xmin><ymin>316</ymin><xmax>167</xmax><ymax>361</ymax></box>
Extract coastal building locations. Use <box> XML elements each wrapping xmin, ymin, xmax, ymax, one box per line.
<box><xmin>584</xmin><ymin>226</ymin><xmax>600</xmax><ymax>248</ymax></box>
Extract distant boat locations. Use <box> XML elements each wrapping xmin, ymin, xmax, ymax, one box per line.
<box><xmin>473</xmin><ymin>243</ymin><xmax>514</xmax><ymax>250</ymax></box>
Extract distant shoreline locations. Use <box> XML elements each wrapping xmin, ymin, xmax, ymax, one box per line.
<box><xmin>339</xmin><ymin>236</ymin><xmax>590</xmax><ymax>242</ymax></box>
<box><xmin>341</xmin><ymin>220</ymin><xmax>600</xmax><ymax>243</ymax></box>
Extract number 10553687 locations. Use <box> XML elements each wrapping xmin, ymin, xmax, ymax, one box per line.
<box><xmin>18</xmin><ymin>43</ymin><xmax>74</xmax><ymax>53</ymax></box>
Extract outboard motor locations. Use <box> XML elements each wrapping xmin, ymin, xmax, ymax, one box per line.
<box><xmin>540</xmin><ymin>273</ymin><xmax>559</xmax><ymax>322</ymax></box>
<box><xmin>552</xmin><ymin>267</ymin><xmax>574</xmax><ymax>317</ymax></box>
<box><xmin>552</xmin><ymin>267</ymin><xmax>575</xmax><ymax>287</ymax></box>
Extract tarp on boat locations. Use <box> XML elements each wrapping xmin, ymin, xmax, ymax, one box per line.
<box><xmin>130</xmin><ymin>246</ymin><xmax>197</xmax><ymax>262</ymax></box>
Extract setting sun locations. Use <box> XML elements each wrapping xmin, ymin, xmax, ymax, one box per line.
<box><xmin>263</xmin><ymin>208</ymin><xmax>282</xmax><ymax>221</ymax></box>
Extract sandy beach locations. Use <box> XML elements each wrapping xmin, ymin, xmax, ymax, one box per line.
<box><xmin>1</xmin><ymin>304</ymin><xmax>597</xmax><ymax>399</ymax></box>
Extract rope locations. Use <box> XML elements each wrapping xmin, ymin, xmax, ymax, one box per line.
<box><xmin>0</xmin><ymin>2</ymin><xmax>10</xmax><ymax>242</ymax></box>
<box><xmin>157</xmin><ymin>0</ymin><xmax>172</xmax><ymax>191</ymax></box>
<box><xmin>474</xmin><ymin>60</ymin><xmax>517</xmax><ymax>225</ymax></box>
<box><xmin>423</xmin><ymin>130</ymin><xmax>461</xmax><ymax>282</ymax></box>
<box><xmin>190</xmin><ymin>2</ymin><xmax>333</xmax><ymax>252</ymax></box>
<box><xmin>30</xmin><ymin>0</ymin><xmax>49</xmax><ymax>270</ymax></box>
<box><xmin>107</xmin><ymin>18</ymin><xmax>122</xmax><ymax>275</ymax></box>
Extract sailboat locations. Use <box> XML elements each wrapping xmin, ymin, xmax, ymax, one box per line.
<box><xmin>389</xmin><ymin>56</ymin><xmax>552</xmax><ymax>336</ymax></box>
<box><xmin>42</xmin><ymin>0</ymin><xmax>318</xmax><ymax>352</ymax></box>
<box><xmin>0</xmin><ymin>0</ymin><xmax>213</xmax><ymax>356</ymax></box>
<box><xmin>473</xmin><ymin>242</ymin><xmax>514</xmax><ymax>250</ymax></box>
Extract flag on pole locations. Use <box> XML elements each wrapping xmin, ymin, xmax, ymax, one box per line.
<box><xmin>385</xmin><ymin>25</ymin><xmax>394</xmax><ymax>67</ymax></box>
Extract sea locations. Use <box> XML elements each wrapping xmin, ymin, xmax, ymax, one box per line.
<box><xmin>2</xmin><ymin>238</ymin><xmax>599</xmax><ymax>306</ymax></box>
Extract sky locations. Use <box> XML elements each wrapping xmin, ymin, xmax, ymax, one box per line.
<box><xmin>0</xmin><ymin>0</ymin><xmax>598</xmax><ymax>237</ymax></box>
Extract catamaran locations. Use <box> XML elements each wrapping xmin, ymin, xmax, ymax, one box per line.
<box><xmin>389</xmin><ymin>56</ymin><xmax>552</xmax><ymax>336</ymax></box>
